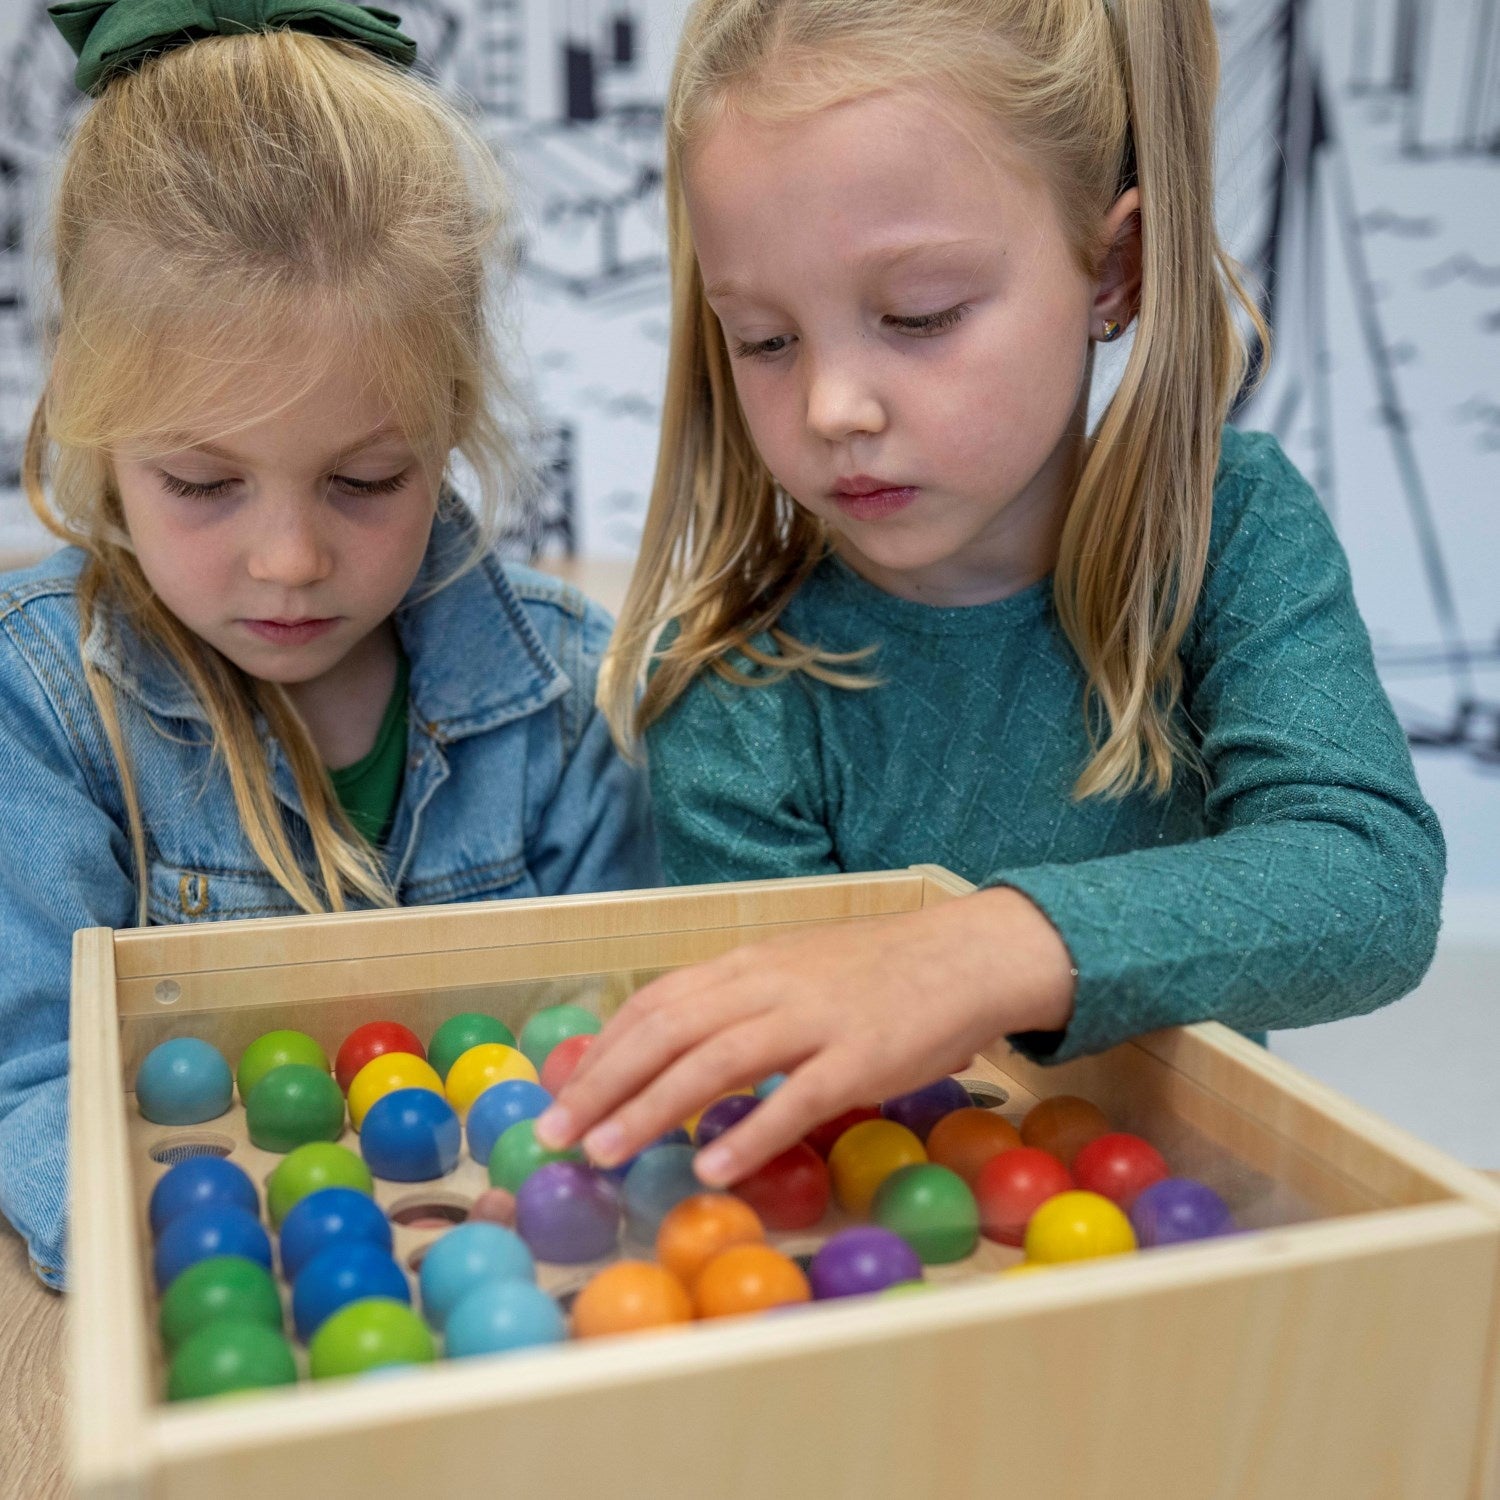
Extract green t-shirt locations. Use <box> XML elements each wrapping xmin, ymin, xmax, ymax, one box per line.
<box><xmin>328</xmin><ymin>650</ymin><xmax>410</xmax><ymax>847</ymax></box>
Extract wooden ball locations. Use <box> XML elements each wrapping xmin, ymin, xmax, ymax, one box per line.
<box><xmin>1020</xmin><ymin>1095</ymin><xmax>1111</xmax><ymax>1167</ymax></box>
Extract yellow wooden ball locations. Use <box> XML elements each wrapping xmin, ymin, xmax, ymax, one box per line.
<box><xmin>1023</xmin><ymin>1190</ymin><xmax>1137</xmax><ymax>1264</ymax></box>
<box><xmin>347</xmin><ymin>1052</ymin><xmax>443</xmax><ymax>1131</ymax></box>
<box><xmin>444</xmin><ymin>1043</ymin><xmax>539</xmax><ymax>1117</ymax></box>
<box><xmin>828</xmin><ymin>1119</ymin><xmax>927</xmax><ymax>1218</ymax></box>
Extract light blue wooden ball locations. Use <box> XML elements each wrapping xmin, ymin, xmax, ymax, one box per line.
<box><xmin>136</xmin><ymin>1038</ymin><xmax>234</xmax><ymax>1125</ymax></box>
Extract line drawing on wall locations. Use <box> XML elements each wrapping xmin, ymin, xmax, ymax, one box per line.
<box><xmin>0</xmin><ymin>0</ymin><xmax>1494</xmax><ymax>879</ymax></box>
<box><xmin>1222</xmin><ymin>0</ymin><xmax>1500</xmax><ymax>779</ymax></box>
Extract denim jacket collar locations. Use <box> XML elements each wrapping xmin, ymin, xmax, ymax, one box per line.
<box><xmin>79</xmin><ymin>503</ymin><xmax>571</xmax><ymax>741</ymax></box>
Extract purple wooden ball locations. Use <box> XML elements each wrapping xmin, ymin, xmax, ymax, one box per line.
<box><xmin>808</xmin><ymin>1226</ymin><xmax>924</xmax><ymax>1300</ymax></box>
<box><xmin>1129</xmin><ymin>1178</ymin><xmax>1234</xmax><ymax>1247</ymax></box>
<box><xmin>514</xmin><ymin>1161</ymin><xmax>621</xmax><ymax>1264</ymax></box>
<box><xmin>880</xmin><ymin>1077</ymin><xmax>972</xmax><ymax>1142</ymax></box>
<box><xmin>693</xmin><ymin>1094</ymin><xmax>760</xmax><ymax>1148</ymax></box>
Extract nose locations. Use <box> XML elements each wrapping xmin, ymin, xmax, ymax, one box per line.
<box><xmin>804</xmin><ymin>351</ymin><xmax>887</xmax><ymax>443</ymax></box>
<box><xmin>245</xmin><ymin>494</ymin><xmax>333</xmax><ymax>590</ymax></box>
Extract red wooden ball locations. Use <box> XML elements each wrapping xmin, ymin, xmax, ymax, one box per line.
<box><xmin>1071</xmin><ymin>1133</ymin><xmax>1170</xmax><ymax>1209</ymax></box>
<box><xmin>974</xmin><ymin>1147</ymin><xmax>1073</xmax><ymax>1246</ymax></box>
<box><xmin>732</xmin><ymin>1142</ymin><xmax>831</xmax><ymax>1231</ymax></box>
<box><xmin>803</xmin><ymin>1106</ymin><xmax>883</xmax><ymax>1160</ymax></box>
<box><xmin>334</xmin><ymin>1022</ymin><xmax>425</xmax><ymax>1095</ymax></box>
<box><xmin>540</xmin><ymin>1033</ymin><xmax>596</xmax><ymax>1096</ymax></box>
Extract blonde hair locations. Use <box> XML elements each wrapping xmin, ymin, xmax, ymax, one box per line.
<box><xmin>601</xmin><ymin>0</ymin><xmax>1269</xmax><ymax>798</ymax></box>
<box><xmin>25</xmin><ymin>29</ymin><xmax>524</xmax><ymax>920</ymax></box>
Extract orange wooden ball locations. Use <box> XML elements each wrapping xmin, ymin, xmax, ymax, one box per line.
<box><xmin>656</xmin><ymin>1193</ymin><xmax>766</xmax><ymax>1285</ymax></box>
<box><xmin>571</xmin><ymin>1260</ymin><xmax>693</xmax><ymax>1339</ymax></box>
<box><xmin>1020</xmin><ymin>1095</ymin><xmax>1111</xmax><ymax>1167</ymax></box>
<box><xmin>925</xmin><ymin>1108</ymin><xmax>1023</xmax><ymax>1187</ymax></box>
<box><xmin>692</xmin><ymin>1244</ymin><xmax>811</xmax><ymax>1320</ymax></box>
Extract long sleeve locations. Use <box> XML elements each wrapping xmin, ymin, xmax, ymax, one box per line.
<box><xmin>0</xmin><ymin>613</ymin><xmax>137</xmax><ymax>1288</ymax></box>
<box><xmin>646</xmin><ymin>659</ymin><xmax>841</xmax><ymax>885</ymax></box>
<box><xmin>995</xmin><ymin>433</ymin><xmax>1445</xmax><ymax>1062</ymax></box>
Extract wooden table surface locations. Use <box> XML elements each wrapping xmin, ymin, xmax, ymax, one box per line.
<box><xmin>2</xmin><ymin>1223</ymin><xmax>66</xmax><ymax>1500</ymax></box>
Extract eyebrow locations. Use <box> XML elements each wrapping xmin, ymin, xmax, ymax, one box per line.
<box><xmin>704</xmin><ymin>237</ymin><xmax>993</xmax><ymax>302</ymax></box>
<box><xmin>182</xmin><ymin>425</ymin><xmax>409</xmax><ymax>465</ymax></box>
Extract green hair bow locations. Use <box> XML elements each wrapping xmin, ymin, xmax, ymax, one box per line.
<box><xmin>48</xmin><ymin>0</ymin><xmax>418</xmax><ymax>95</ymax></box>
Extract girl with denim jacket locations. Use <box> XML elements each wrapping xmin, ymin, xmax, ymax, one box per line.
<box><xmin>1</xmin><ymin>2</ymin><xmax>657</xmax><ymax>1287</ymax></box>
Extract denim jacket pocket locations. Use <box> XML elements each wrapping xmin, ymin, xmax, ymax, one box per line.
<box><xmin>146</xmin><ymin>861</ymin><xmax>304</xmax><ymax>925</ymax></box>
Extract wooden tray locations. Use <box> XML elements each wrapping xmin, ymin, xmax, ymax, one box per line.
<box><xmin>69</xmin><ymin>866</ymin><xmax>1500</xmax><ymax>1500</ymax></box>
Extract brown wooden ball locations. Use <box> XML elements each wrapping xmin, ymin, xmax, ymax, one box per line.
<box><xmin>1020</xmin><ymin>1095</ymin><xmax>1111</xmax><ymax>1167</ymax></box>
<box><xmin>925</xmin><ymin>1108</ymin><xmax>1023</xmax><ymax>1187</ymax></box>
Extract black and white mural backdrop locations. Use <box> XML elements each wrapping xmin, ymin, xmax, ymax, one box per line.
<box><xmin>0</xmin><ymin>0</ymin><xmax>1496</xmax><ymax>901</ymax></box>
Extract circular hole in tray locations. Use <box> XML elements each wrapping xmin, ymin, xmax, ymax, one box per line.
<box><xmin>962</xmin><ymin>1080</ymin><xmax>1009</xmax><ymax>1110</ymax></box>
<box><xmin>148</xmin><ymin>1134</ymin><xmax>236</xmax><ymax>1166</ymax></box>
<box><xmin>388</xmin><ymin>1196</ymin><xmax>470</xmax><ymax>1230</ymax></box>
<box><xmin>550</xmin><ymin>1274</ymin><xmax>591</xmax><ymax>1316</ymax></box>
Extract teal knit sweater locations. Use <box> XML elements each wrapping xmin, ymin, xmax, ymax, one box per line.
<box><xmin>644</xmin><ymin>428</ymin><xmax>1446</xmax><ymax>1064</ymax></box>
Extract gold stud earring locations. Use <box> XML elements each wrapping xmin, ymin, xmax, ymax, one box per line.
<box><xmin>1100</xmin><ymin>319</ymin><xmax>1122</xmax><ymax>343</ymax></box>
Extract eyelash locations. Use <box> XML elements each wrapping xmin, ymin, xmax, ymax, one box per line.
<box><xmin>733</xmin><ymin>303</ymin><xmax>971</xmax><ymax>361</ymax></box>
<box><xmin>157</xmin><ymin>470</ymin><xmax>412</xmax><ymax>500</ymax></box>
<box><xmin>887</xmin><ymin>303</ymin><xmax>971</xmax><ymax>336</ymax></box>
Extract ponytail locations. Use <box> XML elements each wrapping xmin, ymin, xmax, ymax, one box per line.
<box><xmin>1057</xmin><ymin>0</ymin><xmax>1268</xmax><ymax>796</ymax></box>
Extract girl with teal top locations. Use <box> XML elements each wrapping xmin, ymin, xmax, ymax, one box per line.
<box><xmin>0</xmin><ymin>1</ymin><xmax>656</xmax><ymax>1286</ymax></box>
<box><xmin>536</xmin><ymin>0</ymin><xmax>1445</xmax><ymax>1186</ymax></box>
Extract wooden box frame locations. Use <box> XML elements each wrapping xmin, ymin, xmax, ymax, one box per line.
<box><xmin>68</xmin><ymin>867</ymin><xmax>1500</xmax><ymax>1500</ymax></box>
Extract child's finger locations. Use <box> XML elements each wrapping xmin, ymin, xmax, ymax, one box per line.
<box><xmin>566</xmin><ymin>948</ymin><xmax>757</xmax><ymax>1092</ymax></box>
<box><xmin>692</xmin><ymin>1053</ymin><xmax>856</xmax><ymax>1187</ymax></box>
<box><xmin>534</xmin><ymin>974</ymin><xmax>774</xmax><ymax>1150</ymax></box>
<box><xmin>566</xmin><ymin>966</ymin><xmax>704</xmax><ymax>1087</ymax></box>
<box><xmin>574</xmin><ymin>1016</ymin><xmax>810</xmax><ymax>1169</ymax></box>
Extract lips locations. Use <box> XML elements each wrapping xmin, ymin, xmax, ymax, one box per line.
<box><xmin>241</xmin><ymin>617</ymin><xmax>339</xmax><ymax>646</ymax></box>
<box><xmin>834</xmin><ymin>475</ymin><xmax>904</xmax><ymax>498</ymax></box>
<box><xmin>830</xmin><ymin>478</ymin><xmax>919</xmax><ymax>520</ymax></box>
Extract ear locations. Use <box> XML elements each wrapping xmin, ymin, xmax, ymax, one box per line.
<box><xmin>1091</xmin><ymin>187</ymin><xmax>1141</xmax><ymax>340</ymax></box>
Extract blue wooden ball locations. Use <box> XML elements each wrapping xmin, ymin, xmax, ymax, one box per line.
<box><xmin>445</xmin><ymin>1279</ymin><xmax>565</xmax><ymax>1358</ymax></box>
<box><xmin>148</xmin><ymin>1156</ymin><xmax>259</xmax><ymax>1239</ymax></box>
<box><xmin>360</xmin><ymin>1087</ymin><xmax>462</xmax><ymax>1182</ymax></box>
<box><xmin>153</xmin><ymin>1204</ymin><xmax>272</xmax><ymax>1292</ymax></box>
<box><xmin>620</xmin><ymin>1144</ymin><xmax>700</xmax><ymax>1243</ymax></box>
<box><xmin>278</xmin><ymin>1186</ymin><xmax>393</xmax><ymax>1282</ymax></box>
<box><xmin>466</xmin><ymin>1079</ymin><xmax>552</xmax><ymax>1166</ymax></box>
<box><xmin>418</xmin><ymin>1222</ymin><xmax>535</xmax><ymax>1334</ymax></box>
<box><xmin>136</xmin><ymin>1038</ymin><xmax>233</xmax><ymax>1125</ymax></box>
<box><xmin>600</xmin><ymin>1126</ymin><xmax>691</xmax><ymax>1185</ymax></box>
<box><xmin>292</xmin><ymin>1241</ymin><xmax>410</xmax><ymax>1343</ymax></box>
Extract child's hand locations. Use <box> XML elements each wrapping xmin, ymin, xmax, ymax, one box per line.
<box><xmin>533</xmin><ymin>888</ymin><xmax>1076</xmax><ymax>1187</ymax></box>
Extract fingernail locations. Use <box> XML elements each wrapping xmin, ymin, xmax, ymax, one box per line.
<box><xmin>695</xmin><ymin>1144</ymin><xmax>733</xmax><ymax>1185</ymax></box>
<box><xmin>584</xmin><ymin>1121</ymin><xmax>626</xmax><ymax>1165</ymax></box>
<box><xmin>534</xmin><ymin>1107</ymin><xmax>572</xmax><ymax>1148</ymax></box>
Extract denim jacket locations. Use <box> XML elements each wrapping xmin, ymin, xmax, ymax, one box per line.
<box><xmin>0</xmin><ymin>507</ymin><xmax>658</xmax><ymax>1287</ymax></box>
